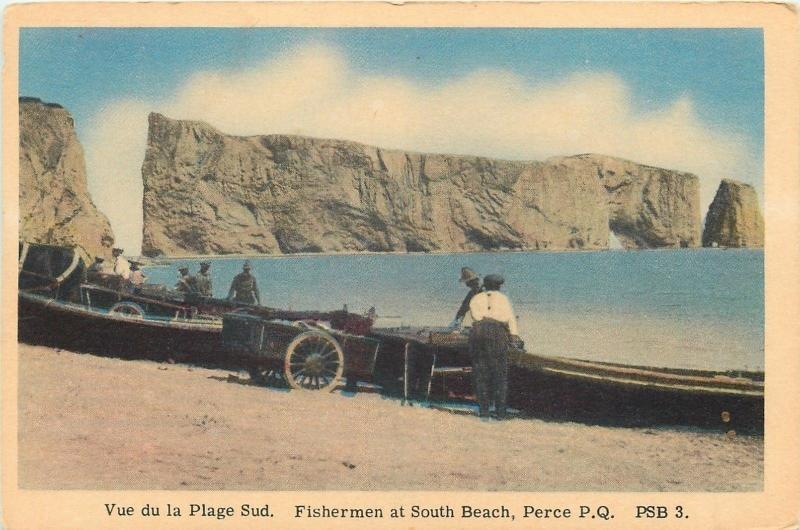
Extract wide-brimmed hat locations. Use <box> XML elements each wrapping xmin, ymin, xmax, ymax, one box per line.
<box><xmin>483</xmin><ymin>274</ymin><xmax>505</xmax><ymax>289</ymax></box>
<box><xmin>459</xmin><ymin>267</ymin><xmax>479</xmax><ymax>283</ymax></box>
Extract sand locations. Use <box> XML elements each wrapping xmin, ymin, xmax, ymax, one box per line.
<box><xmin>17</xmin><ymin>343</ymin><xmax>762</xmax><ymax>491</ymax></box>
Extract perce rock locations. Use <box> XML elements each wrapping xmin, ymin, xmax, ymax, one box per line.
<box><xmin>702</xmin><ymin>179</ymin><xmax>764</xmax><ymax>248</ymax></box>
<box><xmin>141</xmin><ymin>113</ymin><xmax>701</xmax><ymax>256</ymax></box>
<box><xmin>19</xmin><ymin>97</ymin><xmax>115</xmax><ymax>261</ymax></box>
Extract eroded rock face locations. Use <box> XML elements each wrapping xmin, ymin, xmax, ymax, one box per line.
<box><xmin>702</xmin><ymin>179</ymin><xmax>764</xmax><ymax>248</ymax></box>
<box><xmin>141</xmin><ymin>113</ymin><xmax>701</xmax><ymax>256</ymax></box>
<box><xmin>19</xmin><ymin>97</ymin><xmax>115</xmax><ymax>261</ymax></box>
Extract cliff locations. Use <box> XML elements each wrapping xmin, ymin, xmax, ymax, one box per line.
<box><xmin>19</xmin><ymin>97</ymin><xmax>114</xmax><ymax>260</ymax></box>
<box><xmin>702</xmin><ymin>179</ymin><xmax>764</xmax><ymax>248</ymax></box>
<box><xmin>141</xmin><ymin>113</ymin><xmax>701</xmax><ymax>256</ymax></box>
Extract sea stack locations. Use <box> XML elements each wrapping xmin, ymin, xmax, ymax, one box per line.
<box><xmin>702</xmin><ymin>179</ymin><xmax>764</xmax><ymax>248</ymax></box>
<box><xmin>19</xmin><ymin>97</ymin><xmax>115</xmax><ymax>260</ymax></box>
<box><xmin>141</xmin><ymin>113</ymin><xmax>701</xmax><ymax>257</ymax></box>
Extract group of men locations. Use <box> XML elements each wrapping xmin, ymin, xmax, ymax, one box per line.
<box><xmin>174</xmin><ymin>260</ymin><xmax>261</xmax><ymax>305</ymax></box>
<box><xmin>452</xmin><ymin>266</ymin><xmax>518</xmax><ymax>421</ymax></box>
<box><xmin>88</xmin><ymin>248</ymin><xmax>514</xmax><ymax>419</ymax></box>
<box><xmin>175</xmin><ymin>262</ymin><xmax>213</xmax><ymax>297</ymax></box>
<box><xmin>86</xmin><ymin>247</ymin><xmax>147</xmax><ymax>287</ymax></box>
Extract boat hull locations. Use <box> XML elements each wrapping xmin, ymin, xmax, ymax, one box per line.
<box><xmin>18</xmin><ymin>293</ymin><xmax>224</xmax><ymax>364</ymax></box>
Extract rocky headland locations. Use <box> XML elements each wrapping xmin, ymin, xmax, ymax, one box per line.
<box><xmin>19</xmin><ymin>97</ymin><xmax>115</xmax><ymax>260</ymax></box>
<box><xmin>702</xmin><ymin>179</ymin><xmax>765</xmax><ymax>248</ymax></box>
<box><xmin>141</xmin><ymin>113</ymin><xmax>702</xmax><ymax>257</ymax></box>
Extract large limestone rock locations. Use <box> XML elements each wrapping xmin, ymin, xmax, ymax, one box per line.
<box><xmin>141</xmin><ymin>113</ymin><xmax>701</xmax><ymax>256</ymax></box>
<box><xmin>19</xmin><ymin>97</ymin><xmax>114</xmax><ymax>261</ymax></box>
<box><xmin>702</xmin><ymin>179</ymin><xmax>764</xmax><ymax>248</ymax></box>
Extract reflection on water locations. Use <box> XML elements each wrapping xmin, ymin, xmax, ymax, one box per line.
<box><xmin>144</xmin><ymin>249</ymin><xmax>764</xmax><ymax>372</ymax></box>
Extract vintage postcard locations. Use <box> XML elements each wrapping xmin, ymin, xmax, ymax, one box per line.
<box><xmin>3</xmin><ymin>2</ymin><xmax>799</xmax><ymax>528</ymax></box>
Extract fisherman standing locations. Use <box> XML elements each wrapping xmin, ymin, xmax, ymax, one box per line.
<box><xmin>175</xmin><ymin>266</ymin><xmax>197</xmax><ymax>294</ymax></box>
<box><xmin>111</xmin><ymin>247</ymin><xmax>131</xmax><ymax>280</ymax></box>
<box><xmin>468</xmin><ymin>274</ymin><xmax>518</xmax><ymax>419</ymax></box>
<box><xmin>449</xmin><ymin>267</ymin><xmax>483</xmax><ymax>330</ymax></box>
<box><xmin>195</xmin><ymin>262</ymin><xmax>213</xmax><ymax>297</ymax></box>
<box><xmin>227</xmin><ymin>261</ymin><xmax>261</xmax><ymax>305</ymax></box>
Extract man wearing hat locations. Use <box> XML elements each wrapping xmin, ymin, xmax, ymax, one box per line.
<box><xmin>467</xmin><ymin>274</ymin><xmax>518</xmax><ymax>419</ymax></box>
<box><xmin>87</xmin><ymin>256</ymin><xmax>110</xmax><ymax>275</ymax></box>
<box><xmin>449</xmin><ymin>267</ymin><xmax>483</xmax><ymax>330</ymax></box>
<box><xmin>111</xmin><ymin>247</ymin><xmax>131</xmax><ymax>280</ymax></box>
<box><xmin>195</xmin><ymin>262</ymin><xmax>213</xmax><ymax>297</ymax></box>
<box><xmin>175</xmin><ymin>266</ymin><xmax>197</xmax><ymax>294</ymax></box>
<box><xmin>227</xmin><ymin>261</ymin><xmax>261</xmax><ymax>305</ymax></box>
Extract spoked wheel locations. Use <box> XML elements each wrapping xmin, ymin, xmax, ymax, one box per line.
<box><xmin>108</xmin><ymin>301</ymin><xmax>145</xmax><ymax>319</ymax></box>
<box><xmin>284</xmin><ymin>331</ymin><xmax>344</xmax><ymax>392</ymax></box>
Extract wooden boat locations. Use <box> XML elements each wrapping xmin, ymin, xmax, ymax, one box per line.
<box><xmin>372</xmin><ymin>326</ymin><xmax>764</xmax><ymax>431</ymax></box>
<box><xmin>18</xmin><ymin>242</ymin><xmax>379</xmax><ymax>382</ymax></box>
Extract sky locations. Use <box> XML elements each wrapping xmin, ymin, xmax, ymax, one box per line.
<box><xmin>20</xmin><ymin>28</ymin><xmax>764</xmax><ymax>254</ymax></box>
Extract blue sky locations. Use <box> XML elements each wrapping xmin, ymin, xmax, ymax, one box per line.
<box><xmin>21</xmin><ymin>28</ymin><xmax>764</xmax><ymax>144</ymax></box>
<box><xmin>20</xmin><ymin>28</ymin><xmax>764</xmax><ymax>251</ymax></box>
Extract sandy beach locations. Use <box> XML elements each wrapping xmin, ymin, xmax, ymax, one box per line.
<box><xmin>17</xmin><ymin>343</ymin><xmax>762</xmax><ymax>491</ymax></box>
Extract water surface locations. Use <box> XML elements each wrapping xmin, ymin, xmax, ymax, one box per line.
<box><xmin>144</xmin><ymin>249</ymin><xmax>764</xmax><ymax>372</ymax></box>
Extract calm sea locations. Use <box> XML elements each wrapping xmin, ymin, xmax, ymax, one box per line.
<box><xmin>144</xmin><ymin>249</ymin><xmax>764</xmax><ymax>372</ymax></box>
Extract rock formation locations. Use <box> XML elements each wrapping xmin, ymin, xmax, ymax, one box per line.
<box><xmin>19</xmin><ymin>97</ymin><xmax>114</xmax><ymax>260</ymax></box>
<box><xmin>141</xmin><ymin>113</ymin><xmax>701</xmax><ymax>256</ymax></box>
<box><xmin>702</xmin><ymin>179</ymin><xmax>764</xmax><ymax>248</ymax></box>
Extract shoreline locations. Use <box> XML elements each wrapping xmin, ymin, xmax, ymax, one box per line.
<box><xmin>136</xmin><ymin>246</ymin><xmax>763</xmax><ymax>263</ymax></box>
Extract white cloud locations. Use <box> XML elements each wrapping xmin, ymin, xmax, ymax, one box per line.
<box><xmin>84</xmin><ymin>42</ymin><xmax>761</xmax><ymax>254</ymax></box>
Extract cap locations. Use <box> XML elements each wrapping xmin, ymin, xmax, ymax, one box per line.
<box><xmin>94</xmin><ymin>256</ymin><xmax>105</xmax><ymax>262</ymax></box>
<box><xmin>178</xmin><ymin>266</ymin><xmax>189</xmax><ymax>273</ymax></box>
<box><xmin>112</xmin><ymin>247</ymin><xmax>124</xmax><ymax>253</ymax></box>
<box><xmin>243</xmin><ymin>260</ymin><xmax>252</xmax><ymax>269</ymax></box>
<box><xmin>200</xmin><ymin>261</ymin><xmax>211</xmax><ymax>268</ymax></box>
<box><xmin>483</xmin><ymin>274</ymin><xmax>505</xmax><ymax>289</ymax></box>
<box><xmin>459</xmin><ymin>267</ymin><xmax>479</xmax><ymax>283</ymax></box>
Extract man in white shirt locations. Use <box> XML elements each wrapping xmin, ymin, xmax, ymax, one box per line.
<box><xmin>468</xmin><ymin>274</ymin><xmax>518</xmax><ymax>419</ymax></box>
<box><xmin>112</xmin><ymin>247</ymin><xmax>131</xmax><ymax>280</ymax></box>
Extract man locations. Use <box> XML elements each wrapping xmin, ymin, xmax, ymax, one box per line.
<box><xmin>111</xmin><ymin>247</ymin><xmax>131</xmax><ymax>280</ymax></box>
<box><xmin>449</xmin><ymin>267</ymin><xmax>483</xmax><ymax>330</ymax></box>
<box><xmin>195</xmin><ymin>262</ymin><xmax>213</xmax><ymax>297</ymax></box>
<box><xmin>130</xmin><ymin>262</ymin><xmax>147</xmax><ymax>287</ymax></box>
<box><xmin>87</xmin><ymin>256</ymin><xmax>110</xmax><ymax>275</ymax></box>
<box><xmin>468</xmin><ymin>274</ymin><xmax>518</xmax><ymax>419</ymax></box>
<box><xmin>227</xmin><ymin>261</ymin><xmax>261</xmax><ymax>305</ymax></box>
<box><xmin>175</xmin><ymin>266</ymin><xmax>197</xmax><ymax>294</ymax></box>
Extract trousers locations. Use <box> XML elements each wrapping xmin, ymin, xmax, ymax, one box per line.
<box><xmin>469</xmin><ymin>319</ymin><xmax>510</xmax><ymax>417</ymax></box>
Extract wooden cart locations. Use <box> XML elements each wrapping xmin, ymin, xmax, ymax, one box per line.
<box><xmin>222</xmin><ymin>311</ymin><xmax>380</xmax><ymax>392</ymax></box>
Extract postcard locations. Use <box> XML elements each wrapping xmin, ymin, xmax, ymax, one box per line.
<box><xmin>3</xmin><ymin>2</ymin><xmax>799</xmax><ymax>528</ymax></box>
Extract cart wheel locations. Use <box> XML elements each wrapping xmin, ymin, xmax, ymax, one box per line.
<box><xmin>108</xmin><ymin>301</ymin><xmax>145</xmax><ymax>319</ymax></box>
<box><xmin>284</xmin><ymin>331</ymin><xmax>344</xmax><ymax>392</ymax></box>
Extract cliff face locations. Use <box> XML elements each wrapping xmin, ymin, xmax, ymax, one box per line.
<box><xmin>702</xmin><ymin>179</ymin><xmax>764</xmax><ymax>248</ymax></box>
<box><xmin>19</xmin><ymin>97</ymin><xmax>114</xmax><ymax>260</ymax></box>
<box><xmin>141</xmin><ymin>113</ymin><xmax>701</xmax><ymax>256</ymax></box>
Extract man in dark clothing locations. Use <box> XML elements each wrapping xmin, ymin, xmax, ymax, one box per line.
<box><xmin>449</xmin><ymin>267</ymin><xmax>483</xmax><ymax>330</ymax></box>
<box><xmin>467</xmin><ymin>274</ymin><xmax>518</xmax><ymax>419</ymax></box>
<box><xmin>227</xmin><ymin>261</ymin><xmax>261</xmax><ymax>305</ymax></box>
<box><xmin>195</xmin><ymin>262</ymin><xmax>213</xmax><ymax>297</ymax></box>
<box><xmin>175</xmin><ymin>266</ymin><xmax>198</xmax><ymax>294</ymax></box>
